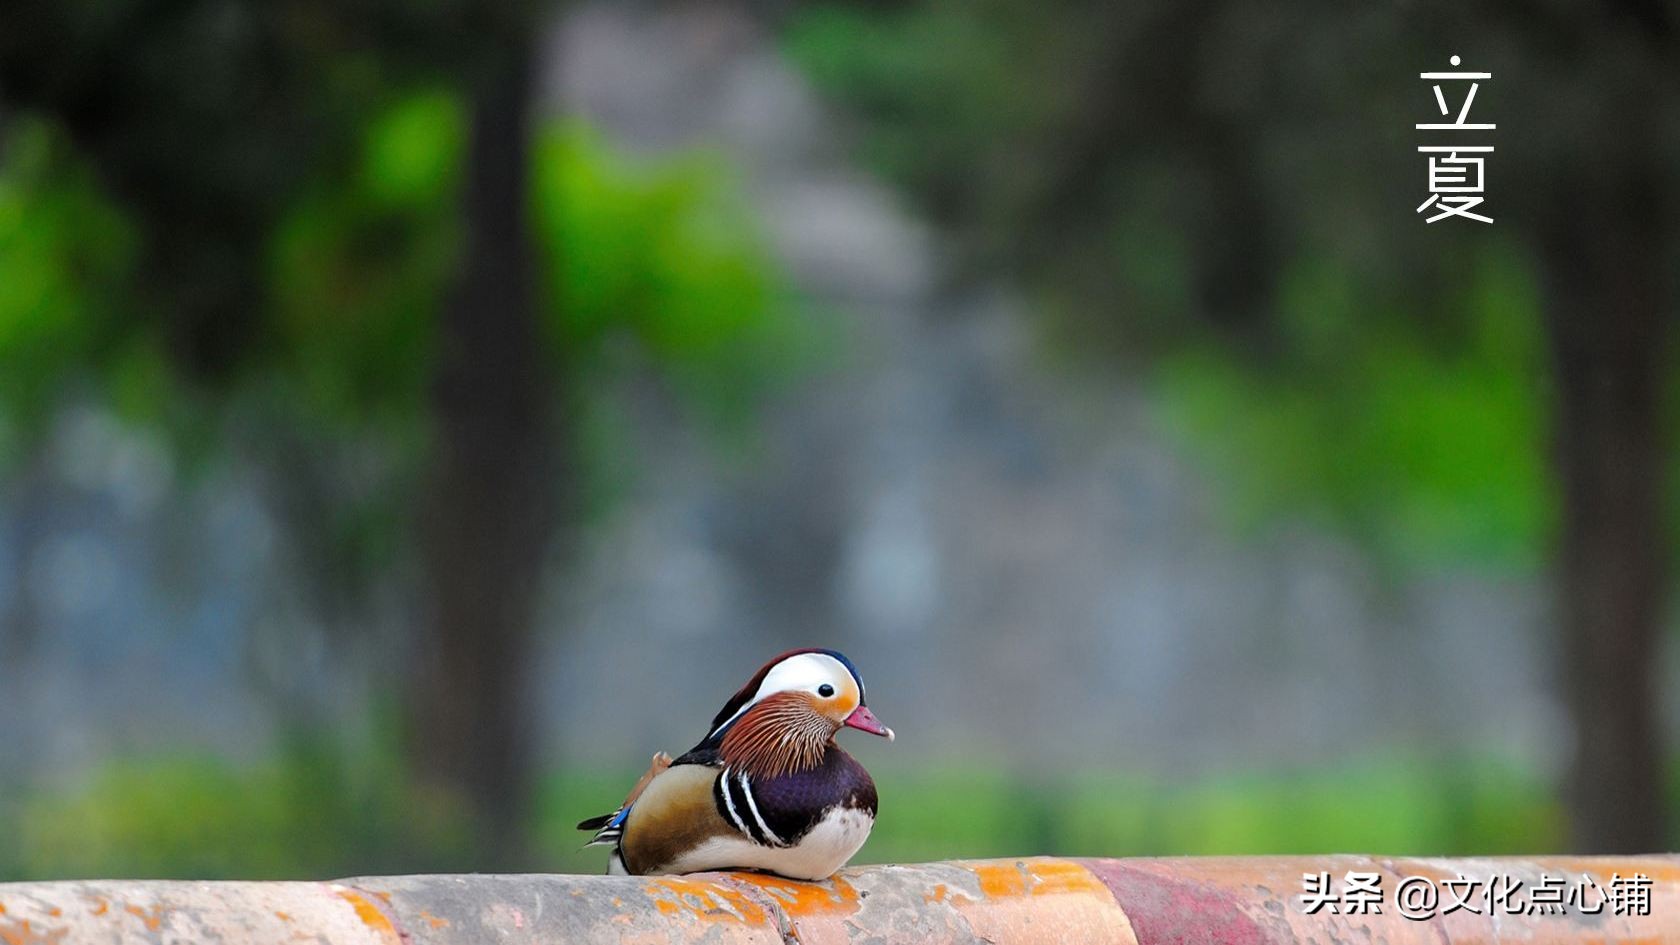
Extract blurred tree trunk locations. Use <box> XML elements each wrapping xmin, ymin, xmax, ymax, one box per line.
<box><xmin>409</xmin><ymin>40</ymin><xmax>555</xmax><ymax>869</ymax></box>
<box><xmin>1541</xmin><ymin>83</ymin><xmax>1670</xmax><ymax>853</ymax></box>
<box><xmin>1028</xmin><ymin>0</ymin><xmax>1278</xmax><ymax>340</ymax></box>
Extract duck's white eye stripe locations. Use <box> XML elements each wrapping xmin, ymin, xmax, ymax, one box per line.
<box><xmin>710</xmin><ymin>653</ymin><xmax>855</xmax><ymax>737</ymax></box>
<box><xmin>736</xmin><ymin>772</ymin><xmax>787</xmax><ymax>847</ymax></box>
<box><xmin>718</xmin><ymin>766</ymin><xmax>750</xmax><ymax>835</ymax></box>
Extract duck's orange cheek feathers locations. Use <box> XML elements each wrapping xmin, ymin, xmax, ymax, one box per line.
<box><xmin>838</xmin><ymin>676</ymin><xmax>862</xmax><ymax>718</ymax></box>
<box><xmin>719</xmin><ymin>692</ymin><xmax>835</xmax><ymax>777</ymax></box>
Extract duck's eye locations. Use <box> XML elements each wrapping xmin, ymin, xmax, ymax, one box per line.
<box><xmin>818</xmin><ymin>684</ymin><xmax>835</xmax><ymax>698</ymax></box>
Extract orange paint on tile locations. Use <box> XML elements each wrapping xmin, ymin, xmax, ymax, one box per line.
<box><xmin>123</xmin><ymin>904</ymin><xmax>164</xmax><ymax>932</ymax></box>
<box><xmin>0</xmin><ymin>917</ymin><xmax>68</xmax><ymax>945</ymax></box>
<box><xmin>971</xmin><ymin>858</ymin><xmax>1103</xmax><ymax>899</ymax></box>
<box><xmin>336</xmin><ymin>890</ymin><xmax>399</xmax><ymax>942</ymax></box>
<box><xmin>418</xmin><ymin>910</ymin><xmax>449</xmax><ymax>929</ymax></box>
<box><xmin>726</xmin><ymin>872</ymin><xmax>859</xmax><ymax>916</ymax></box>
<box><xmin>645</xmin><ymin>876</ymin><xmax>771</xmax><ymax>925</ymax></box>
<box><xmin>952</xmin><ymin>860</ymin><xmax>1138</xmax><ymax>945</ymax></box>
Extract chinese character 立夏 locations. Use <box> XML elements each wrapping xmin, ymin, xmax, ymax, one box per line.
<box><xmin>1417</xmin><ymin>55</ymin><xmax>1494</xmax><ymax>224</ymax></box>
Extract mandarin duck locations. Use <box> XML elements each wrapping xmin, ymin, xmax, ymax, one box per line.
<box><xmin>578</xmin><ymin>648</ymin><xmax>893</xmax><ymax>880</ymax></box>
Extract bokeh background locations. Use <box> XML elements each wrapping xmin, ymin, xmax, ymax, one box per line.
<box><xmin>1</xmin><ymin>0</ymin><xmax>1677</xmax><ymax>878</ymax></box>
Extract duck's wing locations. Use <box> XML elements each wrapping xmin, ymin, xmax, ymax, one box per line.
<box><xmin>616</xmin><ymin>761</ymin><xmax>748</xmax><ymax>874</ymax></box>
<box><xmin>577</xmin><ymin>751</ymin><xmax>672</xmax><ymax>847</ymax></box>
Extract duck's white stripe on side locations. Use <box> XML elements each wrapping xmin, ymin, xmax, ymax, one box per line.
<box><xmin>718</xmin><ymin>766</ymin><xmax>751</xmax><ymax>835</ymax></box>
<box><xmin>735</xmin><ymin>772</ymin><xmax>787</xmax><ymax>847</ymax></box>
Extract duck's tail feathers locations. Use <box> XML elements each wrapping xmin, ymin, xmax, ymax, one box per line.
<box><xmin>576</xmin><ymin>813</ymin><xmax>614</xmax><ymax>832</ymax></box>
<box><xmin>577</xmin><ymin>751</ymin><xmax>673</xmax><ymax>852</ymax></box>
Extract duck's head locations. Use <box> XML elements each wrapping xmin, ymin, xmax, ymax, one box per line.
<box><xmin>707</xmin><ymin>649</ymin><xmax>893</xmax><ymax>776</ymax></box>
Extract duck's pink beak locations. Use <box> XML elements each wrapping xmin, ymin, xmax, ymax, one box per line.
<box><xmin>843</xmin><ymin>705</ymin><xmax>895</xmax><ymax>741</ymax></box>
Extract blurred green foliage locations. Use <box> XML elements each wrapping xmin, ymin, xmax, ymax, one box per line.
<box><xmin>785</xmin><ymin>3</ymin><xmax>1057</xmax><ymax>244</ymax></box>
<box><xmin>0</xmin><ymin>0</ymin><xmax>1644</xmax><ymax>882</ymax></box>
<box><xmin>1156</xmin><ymin>243</ymin><xmax>1550</xmax><ymax>569</ymax></box>
<box><xmin>0</xmin><ymin>122</ymin><xmax>140</xmax><ymax>436</ymax></box>
<box><xmin>267</xmin><ymin>93</ymin><xmax>462</xmax><ymax>432</ymax></box>
<box><xmin>3</xmin><ymin>753</ymin><xmax>1571</xmax><ymax>880</ymax></box>
<box><xmin>854</xmin><ymin>758</ymin><xmax>1564</xmax><ymax>862</ymax></box>
<box><xmin>267</xmin><ymin>90</ymin><xmax>805</xmax><ymax>433</ymax></box>
<box><xmin>0</xmin><ymin>88</ymin><xmax>806</xmax><ymax>546</ymax></box>
<box><xmin>0</xmin><ymin>88</ymin><xmax>820</xmax><ymax>880</ymax></box>
<box><xmin>0</xmin><ymin>89</ymin><xmax>806</xmax><ymax>464</ymax></box>
<box><xmin>788</xmin><ymin>4</ymin><xmax>1552</xmax><ymax>573</ymax></box>
<box><xmin>5</xmin><ymin>741</ymin><xmax>468</xmax><ymax>880</ymax></box>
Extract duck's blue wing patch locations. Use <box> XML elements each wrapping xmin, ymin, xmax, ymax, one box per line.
<box><xmin>578</xmin><ymin>751</ymin><xmax>676</xmax><ymax>859</ymax></box>
<box><xmin>580</xmin><ymin>805</ymin><xmax>629</xmax><ymax>848</ymax></box>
